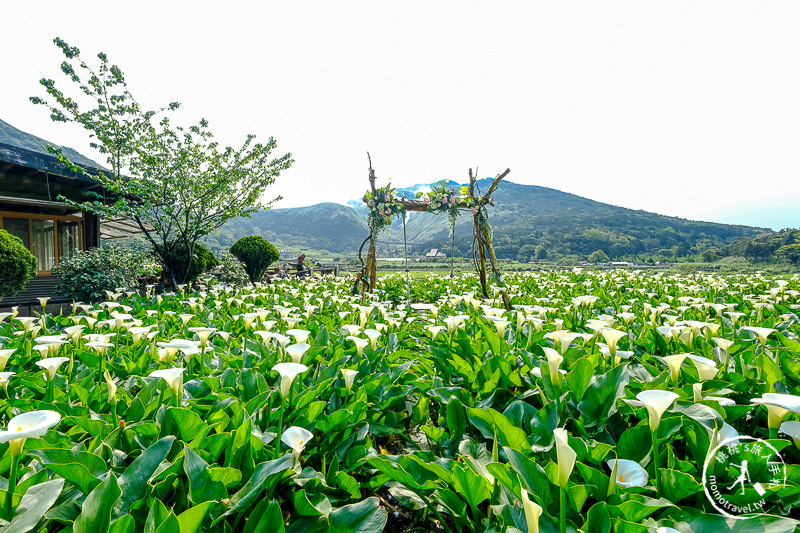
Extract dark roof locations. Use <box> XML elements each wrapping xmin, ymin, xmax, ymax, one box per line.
<box><xmin>0</xmin><ymin>118</ymin><xmax>103</xmax><ymax>182</ymax></box>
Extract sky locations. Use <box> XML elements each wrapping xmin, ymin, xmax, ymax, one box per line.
<box><xmin>2</xmin><ymin>1</ymin><xmax>799</xmax><ymax>231</ymax></box>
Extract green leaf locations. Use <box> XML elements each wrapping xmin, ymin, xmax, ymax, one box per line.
<box><xmin>214</xmin><ymin>453</ymin><xmax>293</xmax><ymax>524</ymax></box>
<box><xmin>2</xmin><ymin>478</ymin><xmax>64</xmax><ymax>533</ymax></box>
<box><xmin>243</xmin><ymin>499</ymin><xmax>285</xmax><ymax>533</ymax></box>
<box><xmin>28</xmin><ymin>448</ymin><xmax>106</xmax><ymax>494</ymax></box>
<box><xmin>505</xmin><ymin>447</ymin><xmax>554</xmax><ymax>508</ymax></box>
<box><xmin>108</xmin><ymin>515</ymin><xmax>135</xmax><ymax>533</ymax></box>
<box><xmin>577</xmin><ymin>365</ymin><xmax>629</xmax><ymax>428</ymax></box>
<box><xmin>584</xmin><ymin>502</ymin><xmax>611</xmax><ymax>533</ymax></box>
<box><xmin>114</xmin><ymin>436</ymin><xmax>175</xmax><ymax>518</ymax></box>
<box><xmin>293</xmin><ymin>489</ymin><xmax>333</xmax><ymax>517</ymax></box>
<box><xmin>327</xmin><ymin>497</ymin><xmax>388</xmax><ymax>533</ymax></box>
<box><xmin>566</xmin><ymin>356</ymin><xmax>595</xmax><ymax>402</ymax></box>
<box><xmin>659</xmin><ymin>468</ymin><xmax>704</xmax><ymax>503</ymax></box>
<box><xmin>171</xmin><ymin>407</ymin><xmax>209</xmax><ymax>441</ymax></box>
<box><xmin>467</xmin><ymin>406</ymin><xmax>529</xmax><ymax>453</ymax></box>
<box><xmin>452</xmin><ymin>463</ymin><xmax>492</xmax><ymax>509</ymax></box>
<box><xmin>184</xmin><ymin>444</ymin><xmax>227</xmax><ymax>504</ymax></box>
<box><xmin>177</xmin><ymin>501</ymin><xmax>215</xmax><ymax>533</ymax></box>
<box><xmin>73</xmin><ymin>472</ymin><xmax>122</xmax><ymax>533</ymax></box>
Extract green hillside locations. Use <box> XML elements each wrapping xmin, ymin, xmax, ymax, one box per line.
<box><xmin>202</xmin><ymin>202</ymin><xmax>368</xmax><ymax>257</ymax></box>
<box><xmin>203</xmin><ymin>179</ymin><xmax>771</xmax><ymax>262</ymax></box>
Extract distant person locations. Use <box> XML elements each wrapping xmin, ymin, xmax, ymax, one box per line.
<box><xmin>288</xmin><ymin>253</ymin><xmax>308</xmax><ymax>278</ymax></box>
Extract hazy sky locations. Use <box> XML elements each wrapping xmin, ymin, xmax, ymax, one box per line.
<box><xmin>2</xmin><ymin>2</ymin><xmax>799</xmax><ymax>231</ymax></box>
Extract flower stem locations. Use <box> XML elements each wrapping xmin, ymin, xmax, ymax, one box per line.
<box><xmin>275</xmin><ymin>399</ymin><xmax>284</xmax><ymax>458</ymax></box>
<box><xmin>4</xmin><ymin>451</ymin><xmax>19</xmax><ymax>518</ymax></box>
<box><xmin>47</xmin><ymin>378</ymin><xmax>54</xmax><ymax>403</ymax></box>
<box><xmin>559</xmin><ymin>485</ymin><xmax>567</xmax><ymax>533</ymax></box>
<box><xmin>651</xmin><ymin>428</ymin><xmax>661</xmax><ymax>498</ymax></box>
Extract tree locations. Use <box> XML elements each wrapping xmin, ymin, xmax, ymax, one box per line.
<box><xmin>588</xmin><ymin>249</ymin><xmax>609</xmax><ymax>263</ymax></box>
<box><xmin>230</xmin><ymin>236</ymin><xmax>279</xmax><ymax>284</ymax></box>
<box><xmin>31</xmin><ymin>38</ymin><xmax>293</xmax><ymax>289</ymax></box>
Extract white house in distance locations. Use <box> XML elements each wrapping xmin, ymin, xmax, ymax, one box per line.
<box><xmin>425</xmin><ymin>248</ymin><xmax>446</xmax><ymax>260</ymax></box>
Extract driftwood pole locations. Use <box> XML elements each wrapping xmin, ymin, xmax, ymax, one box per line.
<box><xmin>469</xmin><ymin>170</ymin><xmax>490</xmax><ymax>299</ymax></box>
<box><xmin>366</xmin><ymin>156</ymin><xmax>378</xmax><ymax>292</ymax></box>
<box><xmin>470</xmin><ymin>168</ymin><xmax>512</xmax><ymax>310</ymax></box>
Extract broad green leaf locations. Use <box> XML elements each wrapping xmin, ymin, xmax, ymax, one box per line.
<box><xmin>577</xmin><ymin>365</ymin><xmax>630</xmax><ymax>428</ymax></box>
<box><xmin>243</xmin><ymin>499</ymin><xmax>285</xmax><ymax>533</ymax></box>
<box><xmin>467</xmin><ymin>406</ymin><xmax>529</xmax><ymax>453</ymax></box>
<box><xmin>2</xmin><ymin>478</ymin><xmax>64</xmax><ymax>533</ymax></box>
<box><xmin>293</xmin><ymin>489</ymin><xmax>333</xmax><ymax>517</ymax></box>
<box><xmin>452</xmin><ymin>463</ymin><xmax>492</xmax><ymax>509</ymax></box>
<box><xmin>73</xmin><ymin>473</ymin><xmax>122</xmax><ymax>533</ymax></box>
<box><xmin>659</xmin><ymin>468</ymin><xmax>704</xmax><ymax>503</ymax></box>
<box><xmin>177</xmin><ymin>501</ymin><xmax>215</xmax><ymax>533</ymax></box>
<box><xmin>171</xmin><ymin>407</ymin><xmax>209</xmax><ymax>441</ymax></box>
<box><xmin>328</xmin><ymin>497</ymin><xmax>388</xmax><ymax>533</ymax></box>
<box><xmin>108</xmin><ymin>515</ymin><xmax>135</xmax><ymax>533</ymax></box>
<box><xmin>114</xmin><ymin>436</ymin><xmax>175</xmax><ymax>518</ymax></box>
<box><xmin>28</xmin><ymin>448</ymin><xmax>106</xmax><ymax>494</ymax></box>
<box><xmin>214</xmin><ymin>453</ymin><xmax>293</xmax><ymax>524</ymax></box>
<box><xmin>584</xmin><ymin>502</ymin><xmax>611</xmax><ymax>533</ymax></box>
<box><xmin>184</xmin><ymin>444</ymin><xmax>227</xmax><ymax>504</ymax></box>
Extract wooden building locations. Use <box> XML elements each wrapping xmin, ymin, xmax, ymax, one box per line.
<box><xmin>0</xmin><ymin>118</ymin><xmax>111</xmax><ymax>309</ymax></box>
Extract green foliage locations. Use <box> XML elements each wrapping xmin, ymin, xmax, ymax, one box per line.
<box><xmin>2</xmin><ymin>270</ymin><xmax>800</xmax><ymax>531</ymax></box>
<box><xmin>162</xmin><ymin>243</ymin><xmax>218</xmax><ymax>284</ymax></box>
<box><xmin>721</xmin><ymin>228</ymin><xmax>800</xmax><ymax>262</ymax></box>
<box><xmin>588</xmin><ymin>249</ymin><xmax>610</xmax><ymax>263</ymax></box>
<box><xmin>776</xmin><ymin>243</ymin><xmax>800</xmax><ymax>264</ymax></box>
<box><xmin>229</xmin><ymin>236</ymin><xmax>279</xmax><ymax>283</ymax></box>
<box><xmin>0</xmin><ymin>229</ymin><xmax>37</xmax><ymax>299</ymax></box>
<box><xmin>216</xmin><ymin>252</ymin><xmax>250</xmax><ymax>288</ymax></box>
<box><xmin>52</xmin><ymin>246</ymin><xmax>149</xmax><ymax>302</ymax></box>
<box><xmin>32</xmin><ymin>38</ymin><xmax>292</xmax><ymax>288</ymax></box>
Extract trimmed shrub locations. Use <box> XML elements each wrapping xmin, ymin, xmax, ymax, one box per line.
<box><xmin>0</xmin><ymin>229</ymin><xmax>38</xmax><ymax>299</ymax></box>
<box><xmin>229</xmin><ymin>236</ymin><xmax>279</xmax><ymax>283</ymax></box>
<box><xmin>53</xmin><ymin>246</ymin><xmax>149</xmax><ymax>302</ymax></box>
<box><xmin>163</xmin><ymin>242</ymin><xmax>219</xmax><ymax>284</ymax></box>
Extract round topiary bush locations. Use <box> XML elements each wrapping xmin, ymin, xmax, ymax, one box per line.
<box><xmin>163</xmin><ymin>242</ymin><xmax>219</xmax><ymax>284</ymax></box>
<box><xmin>229</xmin><ymin>236</ymin><xmax>279</xmax><ymax>284</ymax></box>
<box><xmin>0</xmin><ymin>229</ymin><xmax>38</xmax><ymax>299</ymax></box>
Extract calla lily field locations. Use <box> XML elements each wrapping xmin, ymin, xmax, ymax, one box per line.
<box><xmin>1</xmin><ymin>269</ymin><xmax>800</xmax><ymax>532</ymax></box>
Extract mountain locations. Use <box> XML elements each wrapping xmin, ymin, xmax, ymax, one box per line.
<box><xmin>203</xmin><ymin>202</ymin><xmax>369</xmax><ymax>257</ymax></box>
<box><xmin>204</xmin><ymin>179</ymin><xmax>771</xmax><ymax>262</ymax></box>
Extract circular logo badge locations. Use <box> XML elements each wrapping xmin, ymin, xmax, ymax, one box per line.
<box><xmin>702</xmin><ymin>435</ymin><xmax>787</xmax><ymax>519</ymax></box>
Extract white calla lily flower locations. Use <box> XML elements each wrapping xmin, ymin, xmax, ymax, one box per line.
<box><xmin>520</xmin><ymin>488</ymin><xmax>542</xmax><ymax>533</ymax></box>
<box><xmin>341</xmin><ymin>368</ymin><xmax>358</xmax><ymax>391</ymax></box>
<box><xmin>285</xmin><ymin>343</ymin><xmax>310</xmax><ymax>363</ymax></box>
<box><xmin>273</xmin><ymin>362</ymin><xmax>308</xmax><ymax>397</ymax></box>
<box><xmin>607</xmin><ymin>459</ymin><xmax>649</xmax><ymax>488</ymax></box>
<box><xmin>0</xmin><ymin>410</ymin><xmax>61</xmax><ymax>456</ymax></box>
<box><xmin>553</xmin><ymin>427</ymin><xmax>576</xmax><ymax>488</ymax></box>
<box><xmin>281</xmin><ymin>426</ymin><xmax>313</xmax><ymax>457</ymax></box>
<box><xmin>751</xmin><ymin>393</ymin><xmax>800</xmax><ymax>430</ymax></box>
<box><xmin>636</xmin><ymin>390</ymin><xmax>679</xmax><ymax>432</ymax></box>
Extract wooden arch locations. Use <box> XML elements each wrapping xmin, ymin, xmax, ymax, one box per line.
<box><xmin>363</xmin><ymin>162</ymin><xmax>511</xmax><ymax>310</ymax></box>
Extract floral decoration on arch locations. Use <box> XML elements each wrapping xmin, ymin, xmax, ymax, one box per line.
<box><xmin>363</xmin><ymin>184</ymin><xmax>406</xmax><ymax>234</ymax></box>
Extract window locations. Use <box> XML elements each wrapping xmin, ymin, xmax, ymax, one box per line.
<box><xmin>0</xmin><ymin>213</ymin><xmax>83</xmax><ymax>273</ymax></box>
